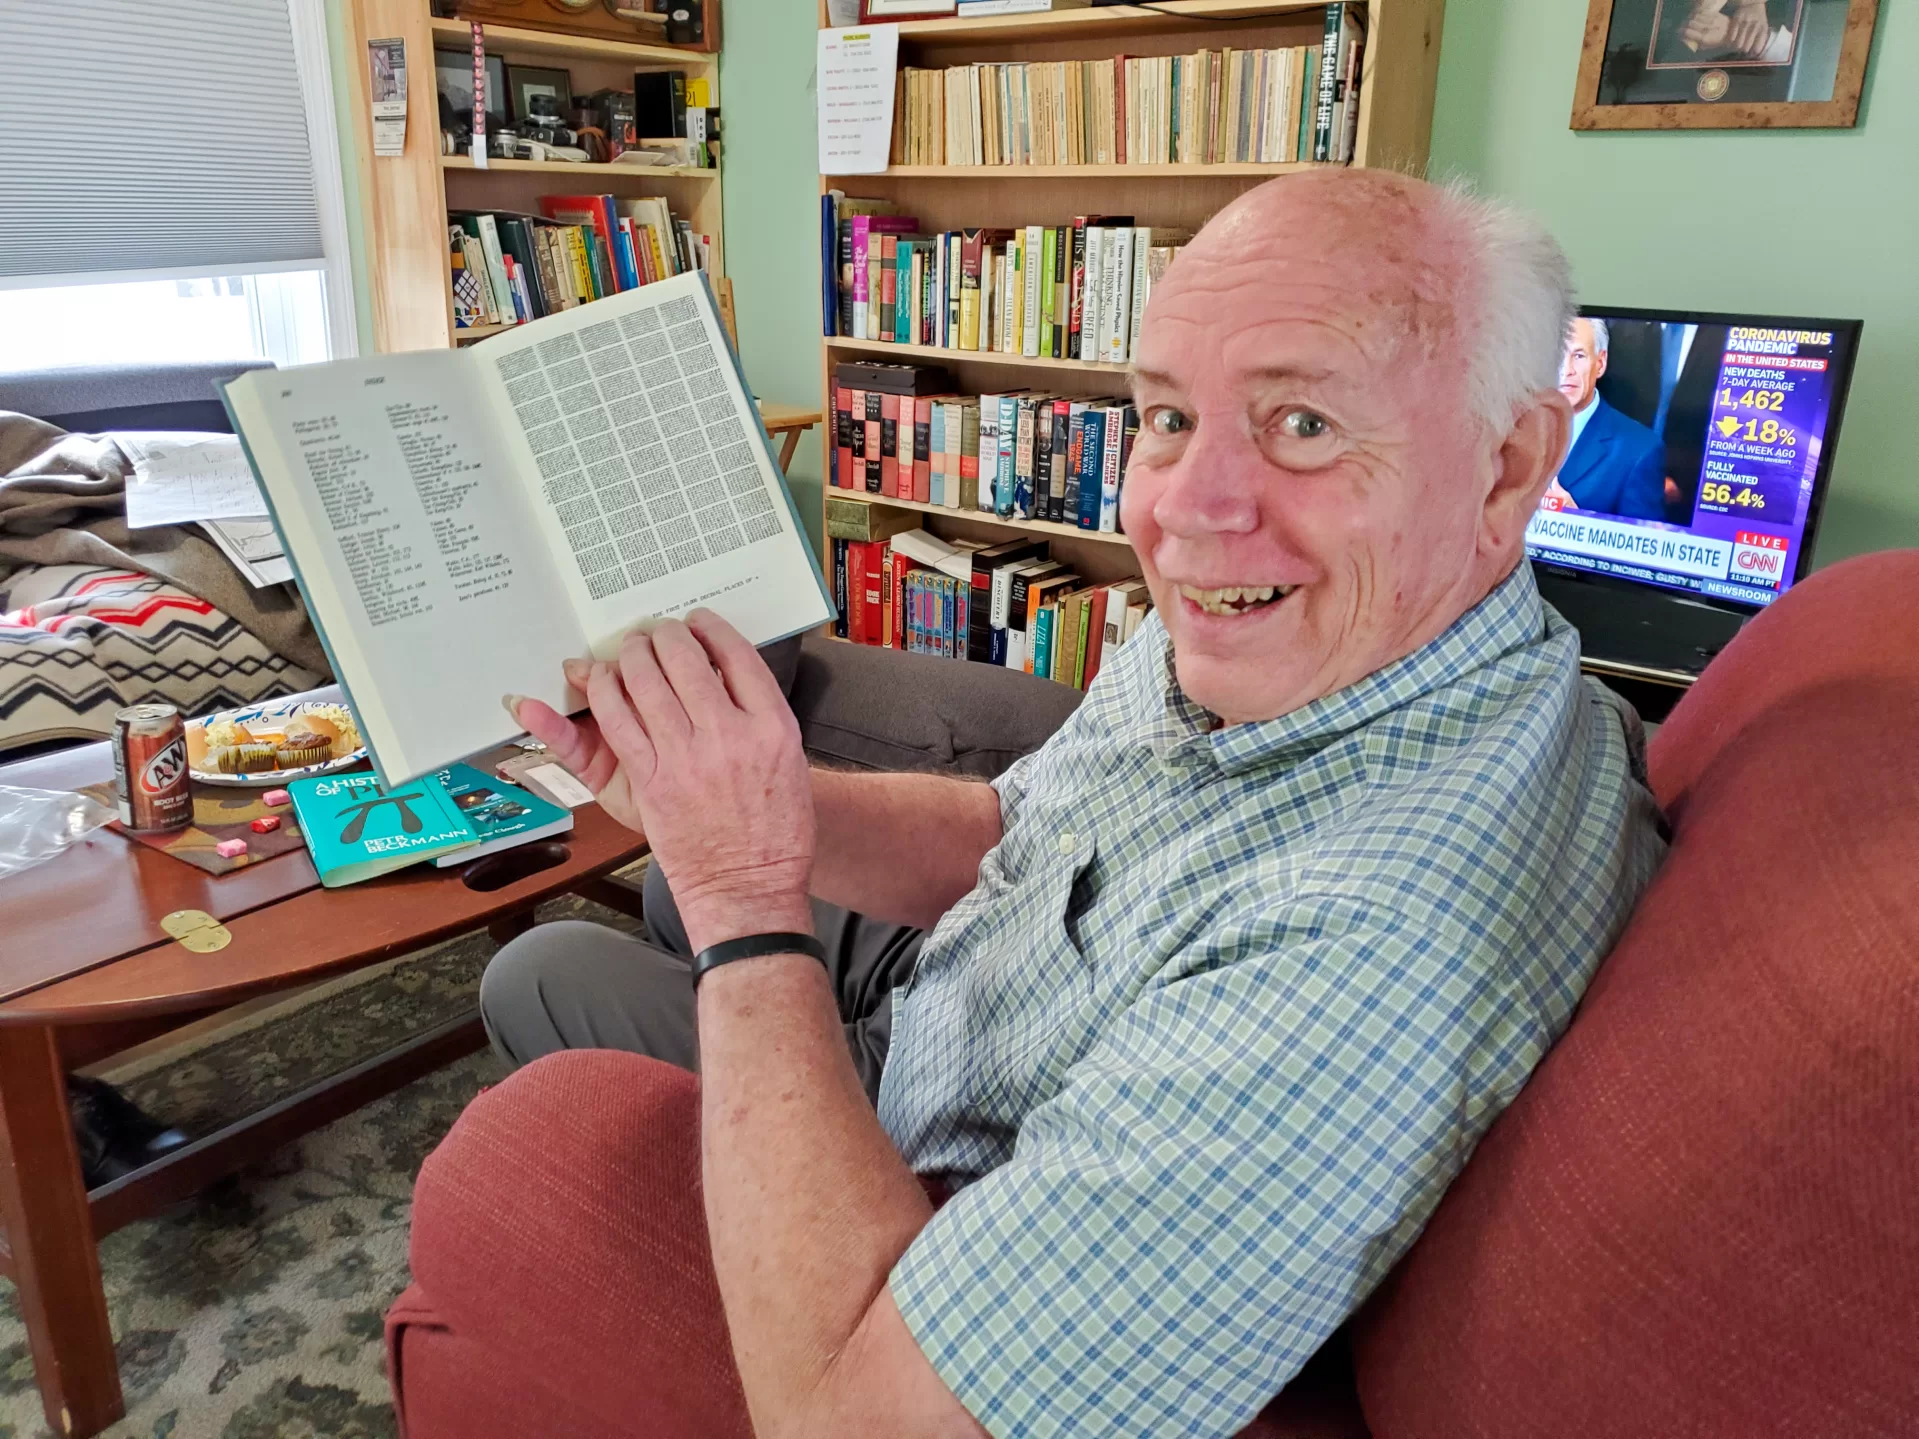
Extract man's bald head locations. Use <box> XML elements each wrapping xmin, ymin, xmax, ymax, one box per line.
<box><xmin>1121</xmin><ymin>172</ymin><xmax>1577</xmax><ymax>725</ymax></box>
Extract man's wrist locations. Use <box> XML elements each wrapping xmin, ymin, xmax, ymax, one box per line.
<box><xmin>680</xmin><ymin>893</ymin><xmax>816</xmax><ymax>957</ymax></box>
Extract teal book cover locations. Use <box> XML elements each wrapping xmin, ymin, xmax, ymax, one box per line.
<box><xmin>288</xmin><ymin>771</ymin><xmax>478</xmax><ymax>887</ymax></box>
<box><xmin>430</xmin><ymin>762</ymin><xmax>574</xmax><ymax>867</ymax></box>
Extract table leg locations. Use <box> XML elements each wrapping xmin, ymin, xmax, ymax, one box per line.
<box><xmin>778</xmin><ymin>428</ymin><xmax>803</xmax><ymax>472</ymax></box>
<box><xmin>0</xmin><ymin>1025</ymin><xmax>122</xmax><ymax>1437</ymax></box>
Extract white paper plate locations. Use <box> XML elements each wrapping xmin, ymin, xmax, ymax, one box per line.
<box><xmin>186</xmin><ymin>699</ymin><xmax>367</xmax><ymax>787</ymax></box>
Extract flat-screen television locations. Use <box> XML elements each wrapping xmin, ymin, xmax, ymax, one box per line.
<box><xmin>1528</xmin><ymin>307</ymin><xmax>1862</xmax><ymax>677</ymax></box>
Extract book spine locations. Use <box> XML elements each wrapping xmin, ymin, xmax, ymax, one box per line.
<box><xmin>861</xmin><ymin>540</ymin><xmax>886</xmax><ymax>644</ymax></box>
<box><xmin>978</xmin><ymin>394</ymin><xmax>1000</xmax><ymax>515</ymax></box>
<box><xmin>880</xmin><ymin>546</ymin><xmax>896</xmax><ymax>648</ymax></box>
<box><xmin>959</xmin><ymin>401</ymin><xmax>981</xmax><ymax>511</ymax></box>
<box><xmin>832</xmin><ymin>539</ymin><xmax>848</xmax><ymax>639</ymax></box>
<box><xmin>1129</xmin><ymin>227</ymin><xmax>1152</xmax><ymax>365</ymax></box>
<box><xmin>838</xmin><ymin>221</ymin><xmax>855</xmax><ymax>336</ymax></box>
<box><xmin>1037</xmin><ymin>228</ymin><xmax>1056</xmax><ymax>359</ymax></box>
<box><xmin>1082</xmin><ymin>226</ymin><xmax>1105</xmax><ymax>366</ymax></box>
<box><xmin>1083</xmin><ymin>588</ymin><xmax>1109</xmax><ymax>687</ymax></box>
<box><xmin>913</xmin><ymin>395</ymin><xmax>933</xmax><ymax>504</ymax></box>
<box><xmin>890</xmin><ymin>550</ymin><xmax>908</xmax><ymax>647</ymax></box>
<box><xmin>1021</xmin><ymin>225</ymin><xmax>1045</xmax><ymax>357</ymax></box>
<box><xmin>1067</xmin><ymin>216</ymin><xmax>1088</xmax><ymax>361</ymax></box>
<box><xmin>946</xmin><ymin>233</ymin><xmax>963</xmax><ymax>348</ymax></box>
<box><xmin>959</xmin><ymin>228</ymin><xmax>984</xmax><ymax>352</ymax></box>
<box><xmin>850</xmin><ymin>217</ymin><xmax>871</xmax><ymax>340</ymax></box>
<box><xmin>944</xmin><ymin>398</ymin><xmax>965</xmax><ymax>509</ymax></box>
<box><xmin>1062</xmin><ymin>408</ymin><xmax>1084</xmax><ymax>528</ymax></box>
<box><xmin>1059</xmin><ymin>593</ymin><xmax>1082</xmax><ymax>688</ymax></box>
<box><xmin>1030</xmin><ymin>402</ymin><xmax>1052</xmax><ymax>525</ymax></box>
<box><xmin>1315</xmin><ymin>6</ymin><xmax>1341</xmax><ymax>162</ymax></box>
<box><xmin>1339</xmin><ymin>22</ymin><xmax>1364</xmax><ymax>162</ymax></box>
<box><xmin>1099</xmin><ymin>402</ymin><xmax>1125</xmax><ymax>531</ymax></box>
<box><xmin>1050</xmin><ymin>224</ymin><xmax>1069</xmax><ymax>359</ymax></box>
<box><xmin>847</xmin><ymin>388</ymin><xmax>867</xmax><ymax>491</ymax></box>
<box><xmin>997</xmin><ymin>395</ymin><xmax>1028</xmax><ymax>518</ymax></box>
<box><xmin>846</xmin><ymin>540</ymin><xmax>868</xmax><ymax>644</ymax></box>
<box><xmin>880</xmin><ymin>234</ymin><xmax>899</xmax><ymax>343</ymax></box>
<box><xmin>1032</xmin><ymin>605</ymin><xmax>1054</xmax><ymax>682</ymax></box>
<box><xmin>1013</xmin><ymin>397</ymin><xmax>1037</xmax><ymax>519</ymax></box>
<box><xmin>834</xmin><ymin>384</ymin><xmax>853</xmax><ymax>488</ymax></box>
<box><xmin>864</xmin><ymin>391</ymin><xmax>883</xmax><ymax>494</ymax></box>
<box><xmin>1107</xmin><ymin>227</ymin><xmax>1135</xmax><ymax>364</ymax></box>
<box><xmin>1077</xmin><ymin>407</ymin><xmax>1106</xmax><ymax>529</ymax></box>
<box><xmin>880</xmin><ymin>391</ymin><xmax>900</xmax><ymax>497</ymax></box>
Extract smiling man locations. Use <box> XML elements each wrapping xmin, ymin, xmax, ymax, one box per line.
<box><xmin>484</xmin><ymin>170</ymin><xmax>1667</xmax><ymax>1438</ymax></box>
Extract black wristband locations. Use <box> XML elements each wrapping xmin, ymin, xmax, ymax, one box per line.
<box><xmin>692</xmin><ymin>932</ymin><xmax>827</xmax><ymax>988</ymax></box>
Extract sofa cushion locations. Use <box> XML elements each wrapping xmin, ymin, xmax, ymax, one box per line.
<box><xmin>792</xmin><ymin>633</ymin><xmax>1082</xmax><ymax>779</ymax></box>
<box><xmin>1350</xmin><ymin>552</ymin><xmax>1919</xmax><ymax>1438</ymax></box>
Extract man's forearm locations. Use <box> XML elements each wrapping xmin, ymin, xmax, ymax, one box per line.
<box><xmin>808</xmin><ymin>767</ymin><xmax>1002</xmax><ymax>930</ymax></box>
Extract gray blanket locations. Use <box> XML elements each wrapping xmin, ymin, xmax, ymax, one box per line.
<box><xmin>0</xmin><ymin>412</ymin><xmax>330</xmax><ymax>677</ymax></box>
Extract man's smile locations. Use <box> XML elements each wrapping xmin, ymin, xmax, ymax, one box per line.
<box><xmin>1175</xmin><ymin>583</ymin><xmax>1297</xmax><ymax>617</ymax></box>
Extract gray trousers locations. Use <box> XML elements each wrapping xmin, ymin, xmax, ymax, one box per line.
<box><xmin>479</xmin><ymin>862</ymin><xmax>925</xmax><ymax>1104</ymax></box>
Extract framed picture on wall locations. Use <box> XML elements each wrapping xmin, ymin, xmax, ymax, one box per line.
<box><xmin>1572</xmin><ymin>0</ymin><xmax>1881</xmax><ymax>129</ymax></box>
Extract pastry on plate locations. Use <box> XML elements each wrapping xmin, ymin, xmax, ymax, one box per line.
<box><xmin>275</xmin><ymin>732</ymin><xmax>332</xmax><ymax>768</ymax></box>
<box><xmin>211</xmin><ymin>743</ymin><xmax>278</xmax><ymax>775</ymax></box>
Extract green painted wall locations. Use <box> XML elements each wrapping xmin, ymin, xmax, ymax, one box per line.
<box><xmin>1429</xmin><ymin>1</ymin><xmax>1913</xmax><ymax>566</ymax></box>
<box><xmin>721</xmin><ymin>1</ymin><xmax>831</xmax><ymax>548</ymax></box>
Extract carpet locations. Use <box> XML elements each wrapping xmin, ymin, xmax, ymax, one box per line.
<box><xmin>0</xmin><ymin>883</ymin><xmax>648</xmax><ymax>1439</ymax></box>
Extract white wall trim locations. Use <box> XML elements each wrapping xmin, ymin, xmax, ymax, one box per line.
<box><xmin>287</xmin><ymin>0</ymin><xmax>359</xmax><ymax>359</ymax></box>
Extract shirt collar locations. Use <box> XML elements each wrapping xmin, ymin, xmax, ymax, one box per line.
<box><xmin>1145</xmin><ymin>564</ymin><xmax>1549</xmax><ymax>777</ymax></box>
<box><xmin>1568</xmin><ymin>394</ymin><xmax>1598</xmax><ymax>451</ymax></box>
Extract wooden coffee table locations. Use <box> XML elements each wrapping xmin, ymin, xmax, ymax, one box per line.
<box><xmin>0</xmin><ymin>702</ymin><xmax>647</xmax><ymax>1438</ymax></box>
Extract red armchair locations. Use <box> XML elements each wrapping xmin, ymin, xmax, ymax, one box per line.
<box><xmin>389</xmin><ymin>552</ymin><xmax>1919</xmax><ymax>1437</ymax></box>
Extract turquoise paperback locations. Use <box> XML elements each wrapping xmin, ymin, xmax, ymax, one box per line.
<box><xmin>287</xmin><ymin>771</ymin><xmax>478</xmax><ymax>887</ymax></box>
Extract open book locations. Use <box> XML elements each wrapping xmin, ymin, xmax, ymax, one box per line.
<box><xmin>222</xmin><ymin>273</ymin><xmax>832</xmax><ymax>787</ymax></box>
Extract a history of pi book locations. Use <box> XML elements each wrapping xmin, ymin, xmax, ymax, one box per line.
<box><xmin>222</xmin><ymin>272</ymin><xmax>833</xmax><ymax>788</ymax></box>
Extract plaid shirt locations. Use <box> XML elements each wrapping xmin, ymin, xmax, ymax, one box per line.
<box><xmin>877</xmin><ymin>564</ymin><xmax>1666</xmax><ymax>1438</ymax></box>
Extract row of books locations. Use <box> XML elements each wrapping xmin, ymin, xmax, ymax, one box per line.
<box><xmin>448</xmin><ymin>194</ymin><xmax>707</xmax><ymax>330</ymax></box>
<box><xmin>890</xmin><ymin>6</ymin><xmax>1364</xmax><ymax>168</ymax></box>
<box><xmin>832</xmin><ymin>365</ymin><xmax>1139</xmax><ymax>528</ymax></box>
<box><xmin>831</xmin><ymin>208</ymin><xmax>1187</xmax><ymax>366</ymax></box>
<box><xmin>826</xmin><ymin>510</ymin><xmax>1153</xmax><ymax>685</ymax></box>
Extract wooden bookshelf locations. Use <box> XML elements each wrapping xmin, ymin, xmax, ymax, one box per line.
<box><xmin>440</xmin><ymin>155</ymin><xmax>717</xmax><ymax>181</ymax></box>
<box><xmin>833</xmin><ymin>489</ymin><xmax>1135</xmax><ymax>548</ymax></box>
<box><xmin>816</xmin><ymin>0</ymin><xmax>1447</xmax><ymax>623</ymax></box>
<box><xmin>348</xmin><ymin>0</ymin><xmax>723</xmax><ymax>353</ymax></box>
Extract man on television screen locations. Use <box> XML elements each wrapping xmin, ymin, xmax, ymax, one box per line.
<box><xmin>1548</xmin><ymin>317</ymin><xmax>1668</xmax><ymax>521</ymax></box>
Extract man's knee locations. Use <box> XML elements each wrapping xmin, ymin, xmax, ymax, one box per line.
<box><xmin>480</xmin><ymin>920</ymin><xmax>700</xmax><ymax>1070</ymax></box>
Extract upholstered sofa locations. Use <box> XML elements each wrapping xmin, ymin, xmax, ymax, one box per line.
<box><xmin>388</xmin><ymin>551</ymin><xmax>1919</xmax><ymax>1437</ymax></box>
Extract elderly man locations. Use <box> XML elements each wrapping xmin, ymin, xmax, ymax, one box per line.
<box><xmin>485</xmin><ymin>170</ymin><xmax>1666</xmax><ymax>1437</ymax></box>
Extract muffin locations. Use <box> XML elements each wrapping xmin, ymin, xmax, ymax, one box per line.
<box><xmin>213</xmin><ymin>743</ymin><xmax>278</xmax><ymax>774</ymax></box>
<box><xmin>275</xmin><ymin>733</ymin><xmax>332</xmax><ymax>768</ymax></box>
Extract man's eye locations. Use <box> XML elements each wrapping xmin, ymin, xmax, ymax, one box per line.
<box><xmin>1149</xmin><ymin>408</ymin><xmax>1192</xmax><ymax>436</ymax></box>
<box><xmin>1280</xmin><ymin>409</ymin><xmax>1330</xmax><ymax>439</ymax></box>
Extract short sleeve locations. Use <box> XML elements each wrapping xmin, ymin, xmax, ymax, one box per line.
<box><xmin>889</xmin><ymin>900</ymin><xmax>1497</xmax><ymax>1438</ymax></box>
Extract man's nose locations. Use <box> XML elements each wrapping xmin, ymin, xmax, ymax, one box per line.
<box><xmin>1152</xmin><ymin>423</ymin><xmax>1261</xmax><ymax>537</ymax></box>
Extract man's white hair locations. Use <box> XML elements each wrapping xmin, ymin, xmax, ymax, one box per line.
<box><xmin>1432</xmin><ymin>182</ymin><xmax>1578</xmax><ymax>431</ymax></box>
<box><xmin>1585</xmin><ymin>316</ymin><xmax>1610</xmax><ymax>356</ymax></box>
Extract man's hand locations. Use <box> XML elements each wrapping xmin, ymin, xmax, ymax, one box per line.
<box><xmin>1726</xmin><ymin>0</ymin><xmax>1771</xmax><ymax>56</ymax></box>
<box><xmin>532</xmin><ymin>611</ymin><xmax>815</xmax><ymax>951</ymax></box>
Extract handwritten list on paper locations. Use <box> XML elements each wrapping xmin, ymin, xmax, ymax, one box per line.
<box><xmin>817</xmin><ymin>25</ymin><xmax>899</xmax><ymax>176</ymax></box>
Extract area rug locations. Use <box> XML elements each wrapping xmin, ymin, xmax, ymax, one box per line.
<box><xmin>0</xmin><ymin>881</ymin><xmax>648</xmax><ymax>1439</ymax></box>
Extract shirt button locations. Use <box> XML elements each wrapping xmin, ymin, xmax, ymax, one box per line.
<box><xmin>1057</xmin><ymin>832</ymin><xmax>1077</xmax><ymax>855</ymax></box>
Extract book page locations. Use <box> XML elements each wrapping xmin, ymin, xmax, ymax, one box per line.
<box><xmin>223</xmin><ymin>354</ymin><xmax>587</xmax><ymax>786</ymax></box>
<box><xmin>472</xmin><ymin>272</ymin><xmax>833</xmax><ymax>657</ymax></box>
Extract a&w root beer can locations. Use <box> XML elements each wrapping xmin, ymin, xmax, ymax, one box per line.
<box><xmin>112</xmin><ymin>704</ymin><xmax>192</xmax><ymax>831</ymax></box>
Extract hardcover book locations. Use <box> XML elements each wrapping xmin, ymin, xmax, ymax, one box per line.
<box><xmin>222</xmin><ymin>273</ymin><xmax>833</xmax><ymax>788</ymax></box>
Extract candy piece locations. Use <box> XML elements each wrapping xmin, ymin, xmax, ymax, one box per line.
<box><xmin>262</xmin><ymin>789</ymin><xmax>292</xmax><ymax>808</ymax></box>
<box><xmin>215</xmin><ymin>838</ymin><xmax>249</xmax><ymax>859</ymax></box>
<box><xmin>250</xmin><ymin>815</ymin><xmax>281</xmax><ymax>834</ymax></box>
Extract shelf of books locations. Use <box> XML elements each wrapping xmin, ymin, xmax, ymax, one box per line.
<box><xmin>349</xmin><ymin>0</ymin><xmax>723</xmax><ymax>353</ymax></box>
<box><xmin>816</xmin><ymin>0</ymin><xmax>1442</xmax><ymax>688</ymax></box>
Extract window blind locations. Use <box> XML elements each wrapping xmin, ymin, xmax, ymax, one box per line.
<box><xmin>0</xmin><ymin>1</ymin><xmax>324</xmax><ymax>285</ymax></box>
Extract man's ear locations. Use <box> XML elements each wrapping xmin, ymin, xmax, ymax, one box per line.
<box><xmin>1482</xmin><ymin>390</ymin><xmax>1572</xmax><ymax>558</ymax></box>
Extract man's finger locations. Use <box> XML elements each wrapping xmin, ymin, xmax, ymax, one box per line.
<box><xmin>512</xmin><ymin>698</ymin><xmax>621</xmax><ymax>793</ymax></box>
<box><xmin>588</xmin><ymin>660</ymin><xmax>657</xmax><ymax>776</ymax></box>
<box><xmin>686</xmin><ymin>608</ymin><xmax>789</xmax><ymax>716</ymax></box>
<box><xmin>650</xmin><ymin>616</ymin><xmax>734</xmax><ymax>722</ymax></box>
<box><xmin>617</xmin><ymin>631</ymin><xmax>692</xmax><ymax>745</ymax></box>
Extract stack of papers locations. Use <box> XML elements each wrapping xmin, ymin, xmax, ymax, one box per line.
<box><xmin>113</xmin><ymin>433</ymin><xmax>292</xmax><ymax>587</ymax></box>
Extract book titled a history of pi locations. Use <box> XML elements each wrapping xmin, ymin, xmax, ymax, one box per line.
<box><xmin>221</xmin><ymin>273</ymin><xmax>833</xmax><ymax>788</ymax></box>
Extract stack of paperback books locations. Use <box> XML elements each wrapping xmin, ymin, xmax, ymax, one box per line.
<box><xmin>827</xmin><ymin>501</ymin><xmax>1153</xmax><ymax>686</ymax></box>
<box><xmin>450</xmin><ymin>193</ymin><xmax>709</xmax><ymax>331</ymax></box>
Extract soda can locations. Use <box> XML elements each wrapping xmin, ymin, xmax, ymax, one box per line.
<box><xmin>112</xmin><ymin>704</ymin><xmax>193</xmax><ymax>832</ymax></box>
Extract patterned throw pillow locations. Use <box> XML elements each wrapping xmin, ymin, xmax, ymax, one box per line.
<box><xmin>0</xmin><ymin>565</ymin><xmax>322</xmax><ymax>755</ymax></box>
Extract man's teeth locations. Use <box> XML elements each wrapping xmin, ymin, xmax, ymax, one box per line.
<box><xmin>1176</xmin><ymin>584</ymin><xmax>1296</xmax><ymax>616</ymax></box>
